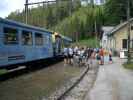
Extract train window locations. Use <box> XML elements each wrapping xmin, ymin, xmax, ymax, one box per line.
<box><xmin>35</xmin><ymin>33</ymin><xmax>43</xmax><ymax>45</ymax></box>
<box><xmin>4</xmin><ymin>27</ymin><xmax>18</xmax><ymax>44</ymax></box>
<box><xmin>43</xmin><ymin>35</ymin><xmax>47</xmax><ymax>44</ymax></box>
<box><xmin>45</xmin><ymin>35</ymin><xmax>50</xmax><ymax>44</ymax></box>
<box><xmin>22</xmin><ymin>30</ymin><xmax>32</xmax><ymax>45</ymax></box>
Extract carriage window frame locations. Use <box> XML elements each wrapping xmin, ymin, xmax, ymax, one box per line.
<box><xmin>43</xmin><ymin>34</ymin><xmax>48</xmax><ymax>45</ymax></box>
<box><xmin>4</xmin><ymin>27</ymin><xmax>18</xmax><ymax>45</ymax></box>
<box><xmin>22</xmin><ymin>30</ymin><xmax>33</xmax><ymax>45</ymax></box>
<box><xmin>45</xmin><ymin>35</ymin><xmax>50</xmax><ymax>44</ymax></box>
<box><xmin>35</xmin><ymin>33</ymin><xmax>43</xmax><ymax>46</ymax></box>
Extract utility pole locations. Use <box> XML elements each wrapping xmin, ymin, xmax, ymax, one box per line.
<box><xmin>127</xmin><ymin>0</ymin><xmax>131</xmax><ymax>62</ymax></box>
<box><xmin>24</xmin><ymin>0</ymin><xmax>56</xmax><ymax>24</ymax></box>
<box><xmin>69</xmin><ymin>0</ymin><xmax>73</xmax><ymax>16</ymax></box>
<box><xmin>90</xmin><ymin>0</ymin><xmax>94</xmax><ymax>7</ymax></box>
<box><xmin>25</xmin><ymin>0</ymin><xmax>28</xmax><ymax>24</ymax></box>
<box><xmin>91</xmin><ymin>0</ymin><xmax>98</xmax><ymax>47</ymax></box>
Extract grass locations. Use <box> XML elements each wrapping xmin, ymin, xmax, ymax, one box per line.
<box><xmin>123</xmin><ymin>62</ymin><xmax>133</xmax><ymax>69</ymax></box>
<box><xmin>72</xmin><ymin>38</ymin><xmax>100</xmax><ymax>48</ymax></box>
<box><xmin>0</xmin><ymin>69</ymin><xmax>7</xmax><ymax>75</ymax></box>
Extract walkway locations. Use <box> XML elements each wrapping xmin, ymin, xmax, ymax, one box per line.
<box><xmin>85</xmin><ymin>57</ymin><xmax>133</xmax><ymax>100</ymax></box>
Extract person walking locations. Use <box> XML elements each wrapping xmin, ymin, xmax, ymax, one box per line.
<box><xmin>68</xmin><ymin>47</ymin><xmax>74</xmax><ymax>65</ymax></box>
<box><xmin>99</xmin><ymin>48</ymin><xmax>104</xmax><ymax>65</ymax></box>
<box><xmin>74</xmin><ymin>46</ymin><xmax>78</xmax><ymax>55</ymax></box>
<box><xmin>63</xmin><ymin>47</ymin><xmax>69</xmax><ymax>65</ymax></box>
<box><xmin>73</xmin><ymin>46</ymin><xmax>80</xmax><ymax>66</ymax></box>
<box><xmin>95</xmin><ymin>48</ymin><xmax>101</xmax><ymax>64</ymax></box>
<box><xmin>109</xmin><ymin>49</ymin><xmax>113</xmax><ymax>64</ymax></box>
<box><xmin>80</xmin><ymin>47</ymin><xmax>85</xmax><ymax>66</ymax></box>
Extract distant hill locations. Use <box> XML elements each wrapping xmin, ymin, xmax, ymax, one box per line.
<box><xmin>52</xmin><ymin>5</ymin><xmax>104</xmax><ymax>41</ymax></box>
<box><xmin>7</xmin><ymin>1</ymin><xmax>104</xmax><ymax>41</ymax></box>
<box><xmin>7</xmin><ymin>0</ymin><xmax>81</xmax><ymax>29</ymax></box>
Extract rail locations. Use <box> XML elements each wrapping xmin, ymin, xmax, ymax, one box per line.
<box><xmin>57</xmin><ymin>65</ymin><xmax>90</xmax><ymax>100</ymax></box>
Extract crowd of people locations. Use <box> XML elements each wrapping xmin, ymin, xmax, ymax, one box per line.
<box><xmin>63</xmin><ymin>46</ymin><xmax>113</xmax><ymax>66</ymax></box>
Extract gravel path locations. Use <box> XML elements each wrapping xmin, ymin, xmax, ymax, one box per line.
<box><xmin>85</xmin><ymin>57</ymin><xmax>133</xmax><ymax>100</ymax></box>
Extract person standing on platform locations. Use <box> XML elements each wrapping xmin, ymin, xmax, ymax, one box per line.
<box><xmin>63</xmin><ymin>47</ymin><xmax>69</xmax><ymax>65</ymax></box>
<box><xmin>109</xmin><ymin>49</ymin><xmax>113</xmax><ymax>64</ymax></box>
<box><xmin>99</xmin><ymin>48</ymin><xmax>104</xmax><ymax>65</ymax></box>
<box><xmin>68</xmin><ymin>46</ymin><xmax>74</xmax><ymax>65</ymax></box>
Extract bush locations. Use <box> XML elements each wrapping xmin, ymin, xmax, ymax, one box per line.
<box><xmin>72</xmin><ymin>38</ymin><xmax>100</xmax><ymax>48</ymax></box>
<box><xmin>123</xmin><ymin>62</ymin><xmax>133</xmax><ymax>69</ymax></box>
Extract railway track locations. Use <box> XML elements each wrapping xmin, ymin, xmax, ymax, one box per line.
<box><xmin>54</xmin><ymin>60</ymin><xmax>99</xmax><ymax>100</ymax></box>
<box><xmin>0</xmin><ymin>58</ymin><xmax>85</xmax><ymax>100</ymax></box>
<box><xmin>56</xmin><ymin>65</ymin><xmax>90</xmax><ymax>100</ymax></box>
<box><xmin>0</xmin><ymin>57</ymin><xmax>62</xmax><ymax>82</ymax></box>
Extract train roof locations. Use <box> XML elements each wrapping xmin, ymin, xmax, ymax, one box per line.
<box><xmin>0</xmin><ymin>17</ymin><xmax>52</xmax><ymax>34</ymax></box>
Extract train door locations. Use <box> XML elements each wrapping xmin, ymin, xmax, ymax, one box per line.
<box><xmin>55</xmin><ymin>35</ymin><xmax>62</xmax><ymax>55</ymax></box>
<box><xmin>0</xmin><ymin>24</ymin><xmax>8</xmax><ymax>67</ymax></box>
<box><xmin>21</xmin><ymin>30</ymin><xmax>34</xmax><ymax>61</ymax></box>
<box><xmin>44</xmin><ymin>33</ymin><xmax>53</xmax><ymax>58</ymax></box>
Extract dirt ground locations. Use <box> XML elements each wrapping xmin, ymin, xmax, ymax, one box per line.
<box><xmin>0</xmin><ymin>62</ymin><xmax>85</xmax><ymax>100</ymax></box>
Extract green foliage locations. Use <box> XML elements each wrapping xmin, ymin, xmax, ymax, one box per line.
<box><xmin>123</xmin><ymin>62</ymin><xmax>133</xmax><ymax>69</ymax></box>
<box><xmin>0</xmin><ymin>70</ymin><xmax>7</xmax><ymax>75</ymax></box>
<box><xmin>7</xmin><ymin>0</ymin><xmax>81</xmax><ymax>29</ymax></box>
<box><xmin>7</xmin><ymin>1</ymin><xmax>105</xmax><ymax>41</ymax></box>
<box><xmin>104</xmin><ymin>0</ymin><xmax>133</xmax><ymax>25</ymax></box>
<box><xmin>53</xmin><ymin>6</ymin><xmax>104</xmax><ymax>41</ymax></box>
<box><xmin>72</xmin><ymin>38</ymin><xmax>100</xmax><ymax>48</ymax></box>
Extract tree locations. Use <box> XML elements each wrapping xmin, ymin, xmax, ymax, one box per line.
<box><xmin>7</xmin><ymin>0</ymin><xmax>81</xmax><ymax>29</ymax></box>
<box><xmin>104</xmin><ymin>0</ymin><xmax>133</xmax><ymax>25</ymax></box>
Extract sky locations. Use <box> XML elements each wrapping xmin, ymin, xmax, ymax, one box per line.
<box><xmin>0</xmin><ymin>0</ymin><xmax>103</xmax><ymax>18</ymax></box>
<box><xmin>81</xmin><ymin>0</ymin><xmax>105</xmax><ymax>5</ymax></box>
<box><xmin>0</xmin><ymin>0</ymin><xmax>45</xmax><ymax>18</ymax></box>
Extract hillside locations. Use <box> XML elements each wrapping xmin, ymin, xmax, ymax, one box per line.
<box><xmin>53</xmin><ymin>6</ymin><xmax>104</xmax><ymax>41</ymax></box>
<box><xmin>7</xmin><ymin>1</ymin><xmax>104</xmax><ymax>43</ymax></box>
<box><xmin>7</xmin><ymin>1</ymin><xmax>81</xmax><ymax>29</ymax></box>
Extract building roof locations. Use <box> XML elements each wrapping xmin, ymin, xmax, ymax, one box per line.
<box><xmin>102</xmin><ymin>26</ymin><xmax>114</xmax><ymax>35</ymax></box>
<box><xmin>108</xmin><ymin>18</ymin><xmax>133</xmax><ymax>36</ymax></box>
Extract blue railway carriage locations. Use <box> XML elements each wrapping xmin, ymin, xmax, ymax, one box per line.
<box><xmin>61</xmin><ymin>35</ymin><xmax>72</xmax><ymax>47</ymax></box>
<box><xmin>0</xmin><ymin>18</ymin><xmax>53</xmax><ymax>69</ymax></box>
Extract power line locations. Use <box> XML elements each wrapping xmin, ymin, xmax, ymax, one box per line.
<box><xmin>25</xmin><ymin>0</ymin><xmax>56</xmax><ymax>24</ymax></box>
<box><xmin>25</xmin><ymin>0</ymin><xmax>28</xmax><ymax>24</ymax></box>
<box><xmin>25</xmin><ymin>0</ymin><xmax>74</xmax><ymax>24</ymax></box>
<box><xmin>25</xmin><ymin>0</ymin><xmax>56</xmax><ymax>6</ymax></box>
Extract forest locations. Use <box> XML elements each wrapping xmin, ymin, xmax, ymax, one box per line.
<box><xmin>7</xmin><ymin>0</ymin><xmax>133</xmax><ymax>41</ymax></box>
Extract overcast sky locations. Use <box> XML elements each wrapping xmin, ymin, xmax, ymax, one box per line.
<box><xmin>0</xmin><ymin>0</ymin><xmax>102</xmax><ymax>18</ymax></box>
<box><xmin>0</xmin><ymin>0</ymin><xmax>46</xmax><ymax>18</ymax></box>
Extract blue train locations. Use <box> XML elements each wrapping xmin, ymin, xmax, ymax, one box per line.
<box><xmin>0</xmin><ymin>18</ymin><xmax>72</xmax><ymax>69</ymax></box>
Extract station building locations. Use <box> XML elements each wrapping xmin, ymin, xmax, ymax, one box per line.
<box><xmin>107</xmin><ymin>18</ymin><xmax>133</xmax><ymax>57</ymax></box>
